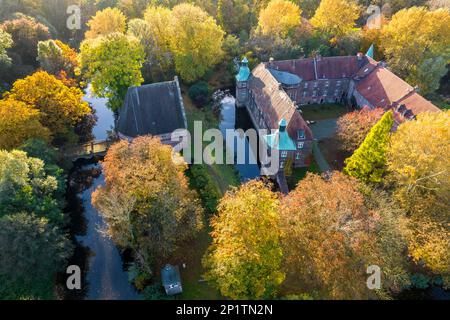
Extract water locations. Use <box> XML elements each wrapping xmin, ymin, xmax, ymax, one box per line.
<box><xmin>63</xmin><ymin>88</ymin><xmax>141</xmax><ymax>300</ymax></box>
<box><xmin>219</xmin><ymin>95</ymin><xmax>260</xmax><ymax>182</ymax></box>
<box><xmin>75</xmin><ymin>164</ymin><xmax>141</xmax><ymax>300</ymax></box>
<box><xmin>83</xmin><ymin>85</ymin><xmax>115</xmax><ymax>141</ymax></box>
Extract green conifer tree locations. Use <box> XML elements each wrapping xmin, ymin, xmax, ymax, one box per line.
<box><xmin>344</xmin><ymin>110</ymin><xmax>394</xmax><ymax>183</ymax></box>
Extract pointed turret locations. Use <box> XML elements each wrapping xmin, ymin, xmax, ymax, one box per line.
<box><xmin>235</xmin><ymin>57</ymin><xmax>250</xmax><ymax>108</ymax></box>
<box><xmin>366</xmin><ymin>44</ymin><xmax>374</xmax><ymax>59</ymax></box>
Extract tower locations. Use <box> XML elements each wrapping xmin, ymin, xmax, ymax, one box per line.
<box><xmin>235</xmin><ymin>57</ymin><xmax>250</xmax><ymax>108</ymax></box>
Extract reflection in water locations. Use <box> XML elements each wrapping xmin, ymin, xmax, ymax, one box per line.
<box><xmin>83</xmin><ymin>85</ymin><xmax>115</xmax><ymax>141</ymax></box>
<box><xmin>76</xmin><ymin>164</ymin><xmax>141</xmax><ymax>300</ymax></box>
<box><xmin>219</xmin><ymin>96</ymin><xmax>260</xmax><ymax>182</ymax></box>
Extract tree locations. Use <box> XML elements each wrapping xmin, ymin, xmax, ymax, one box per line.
<box><xmin>407</xmin><ymin>56</ymin><xmax>448</xmax><ymax>95</ymax></box>
<box><xmin>0</xmin><ymin>99</ymin><xmax>50</xmax><ymax>150</ymax></box>
<box><xmin>0</xmin><ymin>213</ymin><xmax>71</xmax><ymax>299</ymax></box>
<box><xmin>203</xmin><ymin>180</ymin><xmax>284</xmax><ymax>300</ymax></box>
<box><xmin>0</xmin><ymin>29</ymin><xmax>13</xmax><ymax>70</ymax></box>
<box><xmin>388</xmin><ymin>110</ymin><xmax>449</xmax><ymax>219</ymax></box>
<box><xmin>80</xmin><ymin>33</ymin><xmax>145</xmax><ymax>111</ymax></box>
<box><xmin>258</xmin><ymin>0</ymin><xmax>302</xmax><ymax>38</ymax></box>
<box><xmin>0</xmin><ymin>150</ymin><xmax>65</xmax><ymax>224</ymax></box>
<box><xmin>140</xmin><ymin>6</ymin><xmax>174</xmax><ymax>79</ymax></box>
<box><xmin>311</xmin><ymin>0</ymin><xmax>360</xmax><ymax>38</ymax></box>
<box><xmin>37</xmin><ymin>39</ymin><xmax>80</xmax><ymax>81</ymax></box>
<box><xmin>297</xmin><ymin>0</ymin><xmax>322</xmax><ymax>18</ymax></box>
<box><xmin>280</xmin><ymin>172</ymin><xmax>396</xmax><ymax>299</ymax></box>
<box><xmin>92</xmin><ymin>136</ymin><xmax>204</xmax><ymax>276</ymax></box>
<box><xmin>337</xmin><ymin>107</ymin><xmax>385</xmax><ymax>153</ymax></box>
<box><xmin>380</xmin><ymin>7</ymin><xmax>450</xmax><ymax>93</ymax></box>
<box><xmin>4</xmin><ymin>71</ymin><xmax>92</xmax><ymax>142</ymax></box>
<box><xmin>387</xmin><ymin>111</ymin><xmax>450</xmax><ymax>278</ymax></box>
<box><xmin>85</xmin><ymin>7</ymin><xmax>127</xmax><ymax>39</ymax></box>
<box><xmin>118</xmin><ymin>0</ymin><xmax>152</xmax><ymax>18</ymax></box>
<box><xmin>217</xmin><ymin>0</ymin><xmax>251</xmax><ymax>35</ymax></box>
<box><xmin>344</xmin><ymin>111</ymin><xmax>393</xmax><ymax>183</ymax></box>
<box><xmin>168</xmin><ymin>4</ymin><xmax>225</xmax><ymax>82</ymax></box>
<box><xmin>0</xmin><ymin>16</ymin><xmax>50</xmax><ymax>66</ymax></box>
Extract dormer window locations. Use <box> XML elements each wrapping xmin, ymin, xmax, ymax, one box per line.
<box><xmin>297</xmin><ymin>130</ymin><xmax>305</xmax><ymax>140</ymax></box>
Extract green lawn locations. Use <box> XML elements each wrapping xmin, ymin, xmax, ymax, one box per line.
<box><xmin>173</xmin><ymin>92</ymin><xmax>239</xmax><ymax>300</ymax></box>
<box><xmin>286</xmin><ymin>160</ymin><xmax>320</xmax><ymax>190</ymax></box>
<box><xmin>300</xmin><ymin>103</ymin><xmax>348</xmax><ymax>121</ymax></box>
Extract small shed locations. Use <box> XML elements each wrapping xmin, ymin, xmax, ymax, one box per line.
<box><xmin>161</xmin><ymin>264</ymin><xmax>182</xmax><ymax>296</ymax></box>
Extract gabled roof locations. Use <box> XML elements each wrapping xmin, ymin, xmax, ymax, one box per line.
<box><xmin>263</xmin><ymin>119</ymin><xmax>297</xmax><ymax>151</ymax></box>
<box><xmin>248</xmin><ymin>64</ymin><xmax>313</xmax><ymax>140</ymax></box>
<box><xmin>117</xmin><ymin>77</ymin><xmax>187</xmax><ymax>138</ymax></box>
<box><xmin>355</xmin><ymin>66</ymin><xmax>441</xmax><ymax>114</ymax></box>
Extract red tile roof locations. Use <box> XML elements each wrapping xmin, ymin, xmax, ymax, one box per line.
<box><xmin>249</xmin><ymin>64</ymin><xmax>313</xmax><ymax>140</ymax></box>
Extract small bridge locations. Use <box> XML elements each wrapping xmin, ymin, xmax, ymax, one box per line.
<box><xmin>63</xmin><ymin>140</ymin><xmax>116</xmax><ymax>161</ymax></box>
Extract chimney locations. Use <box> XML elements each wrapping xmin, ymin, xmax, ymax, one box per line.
<box><xmin>357</xmin><ymin>52</ymin><xmax>364</xmax><ymax>60</ymax></box>
<box><xmin>315</xmin><ymin>53</ymin><xmax>322</xmax><ymax>62</ymax></box>
<box><xmin>268</xmin><ymin>57</ymin><xmax>274</xmax><ymax>68</ymax></box>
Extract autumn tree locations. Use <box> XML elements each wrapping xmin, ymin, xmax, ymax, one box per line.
<box><xmin>311</xmin><ymin>0</ymin><xmax>360</xmax><ymax>38</ymax></box>
<box><xmin>37</xmin><ymin>39</ymin><xmax>80</xmax><ymax>81</ymax></box>
<box><xmin>0</xmin><ymin>99</ymin><xmax>50</xmax><ymax>150</ymax></box>
<box><xmin>380</xmin><ymin>7</ymin><xmax>450</xmax><ymax>94</ymax></box>
<box><xmin>387</xmin><ymin>111</ymin><xmax>450</xmax><ymax>279</ymax></box>
<box><xmin>4</xmin><ymin>71</ymin><xmax>92</xmax><ymax>142</ymax></box>
<box><xmin>140</xmin><ymin>6</ymin><xmax>174</xmax><ymax>79</ymax></box>
<box><xmin>280</xmin><ymin>172</ymin><xmax>408</xmax><ymax>299</ymax></box>
<box><xmin>85</xmin><ymin>7</ymin><xmax>127</xmax><ymax>39</ymax></box>
<box><xmin>344</xmin><ymin>111</ymin><xmax>394</xmax><ymax>183</ymax></box>
<box><xmin>0</xmin><ymin>16</ymin><xmax>50</xmax><ymax>66</ymax></box>
<box><xmin>337</xmin><ymin>107</ymin><xmax>385</xmax><ymax>153</ymax></box>
<box><xmin>92</xmin><ymin>136</ymin><xmax>204</xmax><ymax>276</ymax></box>
<box><xmin>168</xmin><ymin>4</ymin><xmax>224</xmax><ymax>82</ymax></box>
<box><xmin>203</xmin><ymin>180</ymin><xmax>284</xmax><ymax>300</ymax></box>
<box><xmin>258</xmin><ymin>0</ymin><xmax>302</xmax><ymax>38</ymax></box>
<box><xmin>217</xmin><ymin>0</ymin><xmax>251</xmax><ymax>34</ymax></box>
<box><xmin>0</xmin><ymin>29</ymin><xmax>12</xmax><ymax>70</ymax></box>
<box><xmin>0</xmin><ymin>213</ymin><xmax>72</xmax><ymax>299</ymax></box>
<box><xmin>80</xmin><ymin>33</ymin><xmax>145</xmax><ymax>111</ymax></box>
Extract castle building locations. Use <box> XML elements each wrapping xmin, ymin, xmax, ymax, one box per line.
<box><xmin>236</xmin><ymin>52</ymin><xmax>440</xmax><ymax>172</ymax></box>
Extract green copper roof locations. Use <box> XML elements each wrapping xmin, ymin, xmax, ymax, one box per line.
<box><xmin>366</xmin><ymin>44</ymin><xmax>374</xmax><ymax>59</ymax></box>
<box><xmin>263</xmin><ymin>119</ymin><xmax>297</xmax><ymax>151</ymax></box>
<box><xmin>236</xmin><ymin>57</ymin><xmax>250</xmax><ymax>82</ymax></box>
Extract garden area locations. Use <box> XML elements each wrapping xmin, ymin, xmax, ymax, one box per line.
<box><xmin>300</xmin><ymin>103</ymin><xmax>348</xmax><ymax>121</ymax></box>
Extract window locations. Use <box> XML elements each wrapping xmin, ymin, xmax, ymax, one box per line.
<box><xmin>297</xmin><ymin>142</ymin><xmax>304</xmax><ymax>149</ymax></box>
<box><xmin>314</xmin><ymin>82</ymin><xmax>318</xmax><ymax>88</ymax></box>
<box><xmin>296</xmin><ymin>153</ymin><xmax>301</xmax><ymax>160</ymax></box>
<box><xmin>281</xmin><ymin>150</ymin><xmax>288</xmax><ymax>158</ymax></box>
<box><xmin>297</xmin><ymin>130</ymin><xmax>305</xmax><ymax>140</ymax></box>
<box><xmin>304</xmin><ymin>83</ymin><xmax>308</xmax><ymax>89</ymax></box>
<box><xmin>280</xmin><ymin>161</ymin><xmax>285</xmax><ymax>169</ymax></box>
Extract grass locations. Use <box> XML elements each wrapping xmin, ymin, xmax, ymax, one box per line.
<box><xmin>170</xmin><ymin>90</ymin><xmax>239</xmax><ymax>300</ymax></box>
<box><xmin>286</xmin><ymin>160</ymin><xmax>320</xmax><ymax>190</ymax></box>
<box><xmin>300</xmin><ymin>103</ymin><xmax>348</xmax><ymax>121</ymax></box>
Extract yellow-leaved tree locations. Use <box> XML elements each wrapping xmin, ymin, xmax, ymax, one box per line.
<box><xmin>203</xmin><ymin>180</ymin><xmax>285</xmax><ymax>299</ymax></box>
<box><xmin>387</xmin><ymin>110</ymin><xmax>450</xmax><ymax>280</ymax></box>
<box><xmin>0</xmin><ymin>99</ymin><xmax>50</xmax><ymax>150</ymax></box>
<box><xmin>257</xmin><ymin>0</ymin><xmax>302</xmax><ymax>38</ymax></box>
<box><xmin>381</xmin><ymin>7</ymin><xmax>450</xmax><ymax>94</ymax></box>
<box><xmin>85</xmin><ymin>7</ymin><xmax>127</xmax><ymax>39</ymax></box>
<box><xmin>311</xmin><ymin>0</ymin><xmax>360</xmax><ymax>38</ymax></box>
<box><xmin>168</xmin><ymin>3</ymin><xmax>224</xmax><ymax>82</ymax></box>
<box><xmin>3</xmin><ymin>71</ymin><xmax>91</xmax><ymax>141</ymax></box>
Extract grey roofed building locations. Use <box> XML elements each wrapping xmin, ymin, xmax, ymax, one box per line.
<box><xmin>117</xmin><ymin>77</ymin><xmax>187</xmax><ymax>144</ymax></box>
<box><xmin>161</xmin><ymin>264</ymin><xmax>183</xmax><ymax>296</ymax></box>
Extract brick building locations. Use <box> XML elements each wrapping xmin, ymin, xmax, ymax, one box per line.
<box><xmin>236</xmin><ymin>53</ymin><xmax>440</xmax><ymax>171</ymax></box>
